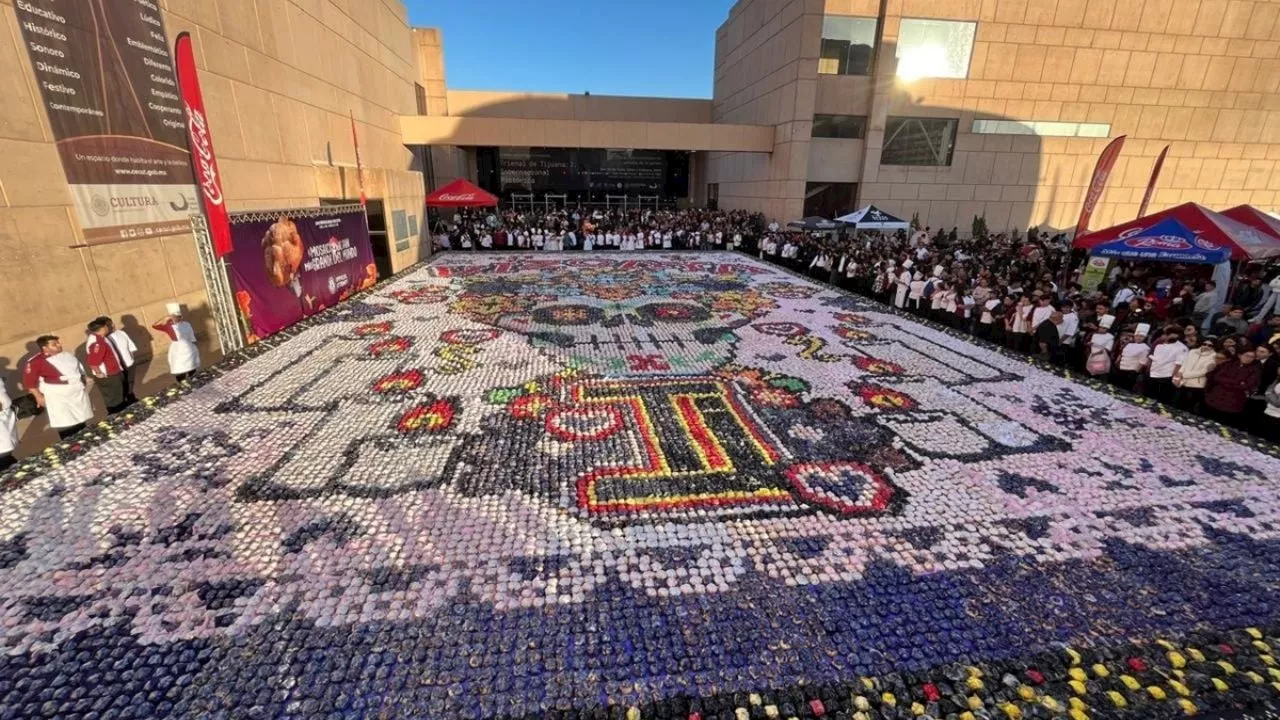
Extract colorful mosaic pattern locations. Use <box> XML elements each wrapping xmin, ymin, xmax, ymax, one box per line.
<box><xmin>4</xmin><ymin>252</ymin><xmax>1280</xmax><ymax>719</ymax></box>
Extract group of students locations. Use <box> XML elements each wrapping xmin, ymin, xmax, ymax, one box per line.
<box><xmin>0</xmin><ymin>305</ymin><xmax>201</xmax><ymax>471</ymax></box>
<box><xmin>755</xmin><ymin>224</ymin><xmax>1280</xmax><ymax>441</ymax></box>
<box><xmin>434</xmin><ymin>207</ymin><xmax>764</xmax><ymax>253</ymax></box>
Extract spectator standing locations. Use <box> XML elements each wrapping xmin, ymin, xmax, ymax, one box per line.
<box><xmin>1115</xmin><ymin>329</ymin><xmax>1151</xmax><ymax>392</ymax></box>
<box><xmin>1212</xmin><ymin>307</ymin><xmax>1250</xmax><ymax>337</ymax></box>
<box><xmin>1146</xmin><ymin>327</ymin><xmax>1188</xmax><ymax>405</ymax></box>
<box><xmin>1034</xmin><ymin>311</ymin><xmax>1064</xmax><ymax>364</ymax></box>
<box><xmin>1249</xmin><ymin>343</ymin><xmax>1278</xmax><ymax>422</ymax></box>
<box><xmin>1192</xmin><ymin>281</ymin><xmax>1218</xmax><ymax>331</ymax></box>
<box><xmin>0</xmin><ymin>381</ymin><xmax>18</xmax><ymax>471</ymax></box>
<box><xmin>1175</xmin><ymin>337</ymin><xmax>1219</xmax><ymax>414</ymax></box>
<box><xmin>1264</xmin><ymin>377</ymin><xmax>1280</xmax><ymax>443</ymax></box>
<box><xmin>1205</xmin><ymin>349</ymin><xmax>1262</xmax><ymax>428</ymax></box>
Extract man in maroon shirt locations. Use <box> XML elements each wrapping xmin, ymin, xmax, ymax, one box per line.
<box><xmin>85</xmin><ymin>318</ymin><xmax>128</xmax><ymax>414</ymax></box>
<box><xmin>22</xmin><ymin>335</ymin><xmax>95</xmax><ymax>439</ymax></box>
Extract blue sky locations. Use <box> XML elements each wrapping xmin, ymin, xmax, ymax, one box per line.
<box><xmin>405</xmin><ymin>0</ymin><xmax>724</xmax><ymax>98</ymax></box>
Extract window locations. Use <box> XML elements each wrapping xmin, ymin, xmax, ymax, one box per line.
<box><xmin>971</xmin><ymin>120</ymin><xmax>1113</xmax><ymax>137</ymax></box>
<box><xmin>812</xmin><ymin>114</ymin><xmax>867</xmax><ymax>139</ymax></box>
<box><xmin>896</xmin><ymin>19</ymin><xmax>976</xmax><ymax>80</ymax></box>
<box><xmin>819</xmin><ymin>17</ymin><xmax>877</xmax><ymax>76</ymax></box>
<box><xmin>881</xmin><ymin>117</ymin><xmax>958</xmax><ymax>166</ymax></box>
<box><xmin>415</xmin><ymin>83</ymin><xmax>428</xmax><ymax>115</ymax></box>
<box><xmin>804</xmin><ymin>182</ymin><xmax>858</xmax><ymax>219</ymax></box>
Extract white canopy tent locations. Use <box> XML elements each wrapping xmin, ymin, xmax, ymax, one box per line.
<box><xmin>835</xmin><ymin>205</ymin><xmax>910</xmax><ymax>231</ymax></box>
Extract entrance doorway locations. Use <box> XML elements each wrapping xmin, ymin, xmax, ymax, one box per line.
<box><xmin>803</xmin><ymin>182</ymin><xmax>857</xmax><ymax>219</ymax></box>
<box><xmin>323</xmin><ymin>198</ymin><xmax>393</xmax><ymax>281</ymax></box>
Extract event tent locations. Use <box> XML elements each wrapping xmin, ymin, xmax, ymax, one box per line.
<box><xmin>425</xmin><ymin>179</ymin><xmax>498</xmax><ymax>208</ymax></box>
<box><xmin>835</xmin><ymin>205</ymin><xmax>911</xmax><ymax>230</ymax></box>
<box><xmin>1073</xmin><ymin>203</ymin><xmax>1279</xmax><ymax>264</ymax></box>
<box><xmin>787</xmin><ymin>216</ymin><xmax>844</xmax><ymax>232</ymax></box>
<box><xmin>1221</xmin><ymin>205</ymin><xmax>1280</xmax><ymax>248</ymax></box>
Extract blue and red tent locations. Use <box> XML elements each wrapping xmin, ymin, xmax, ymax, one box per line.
<box><xmin>1074</xmin><ymin>203</ymin><xmax>1280</xmax><ymax>264</ymax></box>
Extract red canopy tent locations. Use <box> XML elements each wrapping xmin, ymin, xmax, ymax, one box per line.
<box><xmin>1073</xmin><ymin>202</ymin><xmax>1280</xmax><ymax>262</ymax></box>
<box><xmin>1221</xmin><ymin>205</ymin><xmax>1280</xmax><ymax>245</ymax></box>
<box><xmin>425</xmin><ymin>179</ymin><xmax>498</xmax><ymax>208</ymax></box>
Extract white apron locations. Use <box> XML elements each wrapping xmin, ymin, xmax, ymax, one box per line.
<box><xmin>0</xmin><ymin>385</ymin><xmax>18</xmax><ymax>455</ymax></box>
<box><xmin>41</xmin><ymin>353</ymin><xmax>94</xmax><ymax>429</ymax></box>
<box><xmin>167</xmin><ymin>321</ymin><xmax>201</xmax><ymax>374</ymax></box>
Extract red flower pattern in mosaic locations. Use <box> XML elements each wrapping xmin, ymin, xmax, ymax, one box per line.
<box><xmin>396</xmin><ymin>399</ymin><xmax>456</xmax><ymax>434</ymax></box>
<box><xmin>367</xmin><ymin>337</ymin><xmax>412</xmax><ymax>357</ymax></box>
<box><xmin>373</xmin><ymin>370</ymin><xmax>424</xmax><ymax>393</ymax></box>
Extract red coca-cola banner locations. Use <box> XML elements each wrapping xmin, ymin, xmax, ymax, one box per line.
<box><xmin>1074</xmin><ymin>135</ymin><xmax>1126</xmax><ymax>238</ymax></box>
<box><xmin>175</xmin><ymin>32</ymin><xmax>232</xmax><ymax>257</ymax></box>
<box><xmin>1137</xmin><ymin>144</ymin><xmax>1170</xmax><ymax>220</ymax></box>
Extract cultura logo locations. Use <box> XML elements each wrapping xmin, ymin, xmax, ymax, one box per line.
<box><xmin>91</xmin><ymin>194</ymin><xmax>110</xmax><ymax>217</ymax></box>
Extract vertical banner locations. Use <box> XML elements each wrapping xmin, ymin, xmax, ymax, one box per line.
<box><xmin>1078</xmin><ymin>256</ymin><xmax>1113</xmax><ymax>293</ymax></box>
<box><xmin>1074</xmin><ymin>135</ymin><xmax>1126</xmax><ymax>238</ymax></box>
<box><xmin>351</xmin><ymin>112</ymin><xmax>367</xmax><ymax>206</ymax></box>
<box><xmin>175</xmin><ymin>32</ymin><xmax>233</xmax><ymax>257</ymax></box>
<box><xmin>15</xmin><ymin>0</ymin><xmax>197</xmax><ymax>244</ymax></box>
<box><xmin>227</xmin><ymin>209</ymin><xmax>379</xmax><ymax>341</ymax></box>
<box><xmin>1136</xmin><ymin>144</ymin><xmax>1170</xmax><ymax>220</ymax></box>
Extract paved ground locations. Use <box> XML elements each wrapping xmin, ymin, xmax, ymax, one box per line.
<box><xmin>3</xmin><ymin>252</ymin><xmax>1280</xmax><ymax>719</ymax></box>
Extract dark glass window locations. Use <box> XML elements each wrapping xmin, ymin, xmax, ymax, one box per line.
<box><xmin>819</xmin><ymin>17</ymin><xmax>877</xmax><ymax>76</ymax></box>
<box><xmin>881</xmin><ymin>117</ymin><xmax>958</xmax><ymax>166</ymax></box>
<box><xmin>812</xmin><ymin>114</ymin><xmax>867</xmax><ymax>139</ymax></box>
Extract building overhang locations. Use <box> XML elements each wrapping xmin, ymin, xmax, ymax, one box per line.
<box><xmin>399</xmin><ymin>115</ymin><xmax>775</xmax><ymax>152</ymax></box>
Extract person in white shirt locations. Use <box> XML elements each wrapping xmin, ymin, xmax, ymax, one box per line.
<box><xmin>1112</xmin><ymin>283</ymin><xmax>1137</xmax><ymax>308</ymax></box>
<box><xmin>663</xmin><ymin>231</ymin><xmax>673</xmax><ymax>249</ymax></box>
<box><xmin>1145</xmin><ymin>327</ymin><xmax>1188</xmax><ymax>404</ymax></box>
<box><xmin>894</xmin><ymin>263</ymin><xmax>912</xmax><ymax>309</ymax></box>
<box><xmin>533</xmin><ymin>230</ymin><xmax>545</xmax><ymax>250</ymax></box>
<box><xmin>460</xmin><ymin>231</ymin><xmax>473</xmax><ymax>250</ymax></box>
<box><xmin>1115</xmin><ymin>330</ymin><xmax>1151</xmax><ymax>392</ymax></box>
<box><xmin>1030</xmin><ymin>296</ymin><xmax>1054</xmax><ymax>331</ymax></box>
<box><xmin>479</xmin><ymin>232</ymin><xmax>493</xmax><ymax>250</ymax></box>
<box><xmin>767</xmin><ymin>220</ymin><xmax>780</xmax><ymax>233</ymax></box>
<box><xmin>732</xmin><ymin>232</ymin><xmax>742</xmax><ymax>249</ymax></box>
<box><xmin>565</xmin><ymin>230</ymin><xmax>577</xmax><ymax>249</ymax></box>
<box><xmin>584</xmin><ymin>233</ymin><xmax>595</xmax><ymax>252</ymax></box>
<box><xmin>1059</xmin><ymin>305</ymin><xmax>1080</xmax><ymax>365</ymax></box>
<box><xmin>907</xmin><ymin>273</ymin><xmax>926</xmax><ymax>313</ymax></box>
<box><xmin>0</xmin><ymin>380</ymin><xmax>19</xmax><ymax>471</ymax></box>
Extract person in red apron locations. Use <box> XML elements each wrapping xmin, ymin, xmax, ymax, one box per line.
<box><xmin>85</xmin><ymin>318</ymin><xmax>129</xmax><ymax>414</ymax></box>
<box><xmin>0</xmin><ymin>381</ymin><xmax>19</xmax><ymax>471</ymax></box>
<box><xmin>152</xmin><ymin>304</ymin><xmax>200</xmax><ymax>382</ymax></box>
<box><xmin>22</xmin><ymin>335</ymin><xmax>95</xmax><ymax>440</ymax></box>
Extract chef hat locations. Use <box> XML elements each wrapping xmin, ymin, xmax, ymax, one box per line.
<box><xmin>1100</xmin><ymin>314</ymin><xmax>1116</xmax><ymax>329</ymax></box>
<box><xmin>1135</xmin><ymin>323</ymin><xmax>1151</xmax><ymax>337</ymax></box>
<box><xmin>903</xmin><ymin>260</ymin><xmax>914</xmax><ymax>269</ymax></box>
<box><xmin>166</xmin><ymin>302</ymin><xmax>182</xmax><ymax>315</ymax></box>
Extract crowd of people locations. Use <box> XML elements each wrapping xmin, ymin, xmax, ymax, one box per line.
<box><xmin>755</xmin><ymin>224</ymin><xmax>1280</xmax><ymax>442</ymax></box>
<box><xmin>0</xmin><ymin>306</ymin><xmax>202</xmax><ymax>471</ymax></box>
<box><xmin>432</xmin><ymin>207</ymin><xmax>766</xmax><ymax>252</ymax></box>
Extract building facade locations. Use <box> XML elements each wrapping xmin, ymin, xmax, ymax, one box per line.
<box><xmin>706</xmin><ymin>0</ymin><xmax>1280</xmax><ymax>230</ymax></box>
<box><xmin>0</xmin><ymin>0</ymin><xmax>428</xmax><ymax>386</ymax></box>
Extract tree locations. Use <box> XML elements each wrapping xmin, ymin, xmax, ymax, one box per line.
<box><xmin>971</xmin><ymin>214</ymin><xmax>989</xmax><ymax>240</ymax></box>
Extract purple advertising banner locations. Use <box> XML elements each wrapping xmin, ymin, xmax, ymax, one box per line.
<box><xmin>228</xmin><ymin>209</ymin><xmax>378</xmax><ymax>342</ymax></box>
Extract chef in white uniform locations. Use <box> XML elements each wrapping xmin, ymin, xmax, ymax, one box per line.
<box><xmin>152</xmin><ymin>303</ymin><xmax>201</xmax><ymax>382</ymax></box>
<box><xmin>0</xmin><ymin>380</ymin><xmax>19</xmax><ymax>470</ymax></box>
<box><xmin>22</xmin><ymin>335</ymin><xmax>95</xmax><ymax>440</ymax></box>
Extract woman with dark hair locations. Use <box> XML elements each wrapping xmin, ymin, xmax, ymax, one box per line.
<box><xmin>1205</xmin><ymin>348</ymin><xmax>1262</xmax><ymax>429</ymax></box>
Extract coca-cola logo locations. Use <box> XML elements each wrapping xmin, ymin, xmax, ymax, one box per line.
<box><xmin>1124</xmin><ymin>235</ymin><xmax>1191</xmax><ymax>251</ymax></box>
<box><xmin>436</xmin><ymin>193</ymin><xmax>478</xmax><ymax>202</ymax></box>
<box><xmin>185</xmin><ymin>103</ymin><xmax>224</xmax><ymax>207</ymax></box>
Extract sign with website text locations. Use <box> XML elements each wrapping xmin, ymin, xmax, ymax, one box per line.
<box><xmin>228</xmin><ymin>210</ymin><xmax>378</xmax><ymax>342</ymax></box>
<box><xmin>16</xmin><ymin>0</ymin><xmax>198</xmax><ymax>245</ymax></box>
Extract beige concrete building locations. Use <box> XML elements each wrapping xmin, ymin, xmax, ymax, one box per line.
<box><xmin>406</xmin><ymin>0</ymin><xmax>1280</xmax><ymax>231</ymax></box>
<box><xmin>3</xmin><ymin>0</ymin><xmax>1280</xmax><ymax>451</ymax></box>
<box><xmin>1</xmin><ymin>0</ymin><xmax>427</xmax><ymax>451</ymax></box>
